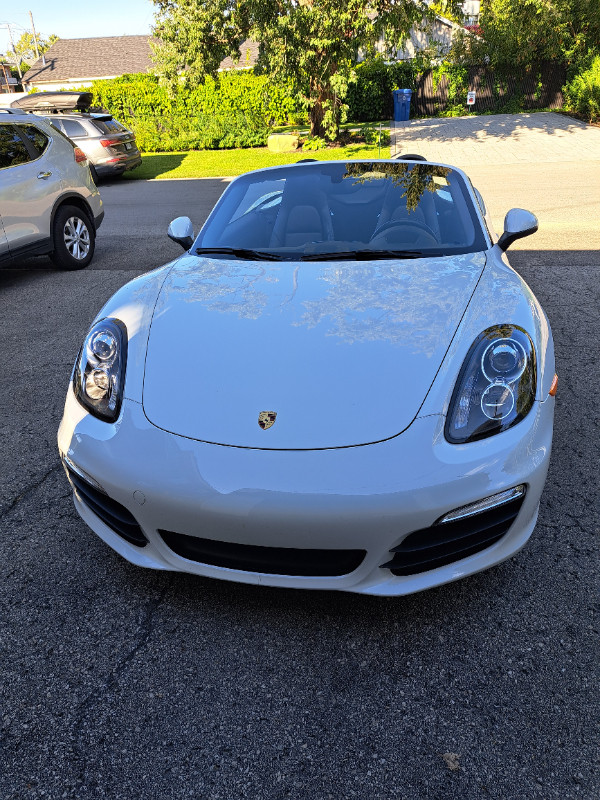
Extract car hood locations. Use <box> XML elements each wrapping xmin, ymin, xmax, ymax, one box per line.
<box><xmin>142</xmin><ymin>252</ymin><xmax>485</xmax><ymax>449</ymax></box>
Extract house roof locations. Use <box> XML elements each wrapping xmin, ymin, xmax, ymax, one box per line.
<box><xmin>219</xmin><ymin>40</ymin><xmax>259</xmax><ymax>70</ymax></box>
<box><xmin>23</xmin><ymin>36</ymin><xmax>156</xmax><ymax>84</ymax></box>
<box><xmin>23</xmin><ymin>35</ymin><xmax>260</xmax><ymax>85</ymax></box>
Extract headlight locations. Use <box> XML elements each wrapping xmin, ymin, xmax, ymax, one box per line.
<box><xmin>445</xmin><ymin>325</ymin><xmax>536</xmax><ymax>444</ymax></box>
<box><xmin>73</xmin><ymin>318</ymin><xmax>127</xmax><ymax>422</ymax></box>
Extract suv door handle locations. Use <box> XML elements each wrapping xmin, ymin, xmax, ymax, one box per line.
<box><xmin>37</xmin><ymin>171</ymin><xmax>52</xmax><ymax>179</ymax></box>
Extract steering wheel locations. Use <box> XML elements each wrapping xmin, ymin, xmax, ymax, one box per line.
<box><xmin>370</xmin><ymin>219</ymin><xmax>438</xmax><ymax>245</ymax></box>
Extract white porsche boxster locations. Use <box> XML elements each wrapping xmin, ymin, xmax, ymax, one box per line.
<box><xmin>58</xmin><ymin>158</ymin><xmax>556</xmax><ymax>595</ymax></box>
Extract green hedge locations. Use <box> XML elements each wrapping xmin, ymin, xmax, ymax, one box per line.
<box><xmin>89</xmin><ymin>71</ymin><xmax>300</xmax><ymax>124</ymax></box>
<box><xmin>120</xmin><ymin>110</ymin><xmax>270</xmax><ymax>152</ymax></box>
<box><xmin>87</xmin><ymin>71</ymin><xmax>298</xmax><ymax>152</ymax></box>
<box><xmin>86</xmin><ymin>62</ymin><xmax>416</xmax><ymax>152</ymax></box>
<box><xmin>563</xmin><ymin>55</ymin><xmax>600</xmax><ymax>123</ymax></box>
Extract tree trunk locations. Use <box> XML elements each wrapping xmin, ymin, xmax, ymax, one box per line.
<box><xmin>308</xmin><ymin>70</ymin><xmax>341</xmax><ymax>139</ymax></box>
<box><xmin>309</xmin><ymin>99</ymin><xmax>326</xmax><ymax>138</ymax></box>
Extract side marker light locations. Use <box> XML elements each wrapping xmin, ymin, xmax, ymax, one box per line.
<box><xmin>438</xmin><ymin>485</ymin><xmax>526</xmax><ymax>524</ymax></box>
<box><xmin>62</xmin><ymin>454</ymin><xmax>107</xmax><ymax>494</ymax></box>
<box><xmin>549</xmin><ymin>374</ymin><xmax>558</xmax><ymax>397</ymax></box>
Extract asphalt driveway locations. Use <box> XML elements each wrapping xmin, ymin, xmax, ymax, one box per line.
<box><xmin>1</xmin><ymin>117</ymin><xmax>599</xmax><ymax>799</ymax></box>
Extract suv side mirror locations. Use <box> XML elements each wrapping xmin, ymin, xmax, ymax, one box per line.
<box><xmin>498</xmin><ymin>208</ymin><xmax>538</xmax><ymax>251</ymax></box>
<box><xmin>167</xmin><ymin>216</ymin><xmax>194</xmax><ymax>250</ymax></box>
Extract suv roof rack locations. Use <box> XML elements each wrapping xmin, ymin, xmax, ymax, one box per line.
<box><xmin>0</xmin><ymin>107</ymin><xmax>30</xmax><ymax>115</ymax></box>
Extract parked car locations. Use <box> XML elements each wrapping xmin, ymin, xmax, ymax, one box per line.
<box><xmin>10</xmin><ymin>92</ymin><xmax>142</xmax><ymax>182</ymax></box>
<box><xmin>0</xmin><ymin>108</ymin><xmax>103</xmax><ymax>269</ymax></box>
<box><xmin>58</xmin><ymin>158</ymin><xmax>556</xmax><ymax>596</ymax></box>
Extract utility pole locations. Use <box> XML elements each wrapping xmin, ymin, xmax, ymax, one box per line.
<box><xmin>29</xmin><ymin>10</ymin><xmax>40</xmax><ymax>60</ymax></box>
<box><xmin>5</xmin><ymin>23</ymin><xmax>22</xmax><ymax>80</ymax></box>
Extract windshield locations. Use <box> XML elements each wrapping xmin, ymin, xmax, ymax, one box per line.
<box><xmin>195</xmin><ymin>161</ymin><xmax>488</xmax><ymax>260</ymax></box>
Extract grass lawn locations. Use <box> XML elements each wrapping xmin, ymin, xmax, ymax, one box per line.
<box><xmin>124</xmin><ymin>143</ymin><xmax>391</xmax><ymax>180</ymax></box>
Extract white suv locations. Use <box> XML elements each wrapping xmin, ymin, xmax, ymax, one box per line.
<box><xmin>0</xmin><ymin>109</ymin><xmax>103</xmax><ymax>269</ymax></box>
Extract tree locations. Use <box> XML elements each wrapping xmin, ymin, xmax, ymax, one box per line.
<box><xmin>7</xmin><ymin>31</ymin><xmax>59</xmax><ymax>70</ymax></box>
<box><xmin>343</xmin><ymin>162</ymin><xmax>451</xmax><ymax>210</ymax></box>
<box><xmin>453</xmin><ymin>0</ymin><xmax>600</xmax><ymax>69</ymax></box>
<box><xmin>430</xmin><ymin>0</ymin><xmax>464</xmax><ymax>24</ymax></box>
<box><xmin>151</xmin><ymin>0</ymin><xmax>462</xmax><ymax>139</ymax></box>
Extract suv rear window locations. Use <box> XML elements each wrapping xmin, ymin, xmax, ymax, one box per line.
<box><xmin>0</xmin><ymin>125</ymin><xmax>31</xmax><ymax>168</ymax></box>
<box><xmin>92</xmin><ymin>119</ymin><xmax>127</xmax><ymax>134</ymax></box>
<box><xmin>61</xmin><ymin>119</ymin><xmax>88</xmax><ymax>138</ymax></box>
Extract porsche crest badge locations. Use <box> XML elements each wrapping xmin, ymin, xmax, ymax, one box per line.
<box><xmin>258</xmin><ymin>411</ymin><xmax>277</xmax><ymax>430</ymax></box>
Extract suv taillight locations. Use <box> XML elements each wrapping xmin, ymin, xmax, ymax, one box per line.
<box><xmin>100</xmin><ymin>138</ymin><xmax>122</xmax><ymax>148</ymax></box>
<box><xmin>74</xmin><ymin>147</ymin><xmax>88</xmax><ymax>163</ymax></box>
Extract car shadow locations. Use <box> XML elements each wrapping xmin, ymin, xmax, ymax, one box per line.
<box><xmin>508</xmin><ymin>249</ymin><xmax>600</xmax><ymax>268</ymax></box>
<box><xmin>0</xmin><ymin>262</ymin><xmax>56</xmax><ymax>283</ymax></box>
<box><xmin>120</xmin><ymin>152</ymin><xmax>188</xmax><ymax>181</ymax></box>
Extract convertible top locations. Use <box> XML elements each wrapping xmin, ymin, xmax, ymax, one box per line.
<box><xmin>10</xmin><ymin>91</ymin><xmax>93</xmax><ymax>112</ymax></box>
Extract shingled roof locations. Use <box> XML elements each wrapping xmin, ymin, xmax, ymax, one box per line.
<box><xmin>23</xmin><ymin>36</ymin><xmax>156</xmax><ymax>84</ymax></box>
<box><xmin>219</xmin><ymin>40</ymin><xmax>260</xmax><ymax>70</ymax></box>
<box><xmin>23</xmin><ymin>35</ymin><xmax>260</xmax><ymax>85</ymax></box>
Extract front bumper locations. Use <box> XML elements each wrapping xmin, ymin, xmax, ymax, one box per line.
<box><xmin>58</xmin><ymin>391</ymin><xmax>554</xmax><ymax>596</ymax></box>
<box><xmin>93</xmin><ymin>209</ymin><xmax>104</xmax><ymax>231</ymax></box>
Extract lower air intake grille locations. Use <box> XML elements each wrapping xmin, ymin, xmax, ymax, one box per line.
<box><xmin>159</xmin><ymin>530</ymin><xmax>366</xmax><ymax>577</ymax></box>
<box><xmin>66</xmin><ymin>467</ymin><xmax>148</xmax><ymax>547</ymax></box>
<box><xmin>381</xmin><ymin>495</ymin><xmax>525</xmax><ymax>577</ymax></box>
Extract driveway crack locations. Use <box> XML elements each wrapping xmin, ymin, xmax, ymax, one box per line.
<box><xmin>0</xmin><ymin>462</ymin><xmax>63</xmax><ymax>518</ymax></box>
<box><xmin>69</xmin><ymin>585</ymin><xmax>169</xmax><ymax>788</ymax></box>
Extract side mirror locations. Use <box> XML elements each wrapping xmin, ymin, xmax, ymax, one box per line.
<box><xmin>497</xmin><ymin>208</ymin><xmax>538</xmax><ymax>251</ymax></box>
<box><xmin>167</xmin><ymin>216</ymin><xmax>194</xmax><ymax>251</ymax></box>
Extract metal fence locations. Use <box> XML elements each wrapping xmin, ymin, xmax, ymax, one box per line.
<box><xmin>410</xmin><ymin>62</ymin><xmax>567</xmax><ymax>117</ymax></box>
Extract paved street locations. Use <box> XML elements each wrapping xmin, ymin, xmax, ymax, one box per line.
<box><xmin>1</xmin><ymin>117</ymin><xmax>599</xmax><ymax>799</ymax></box>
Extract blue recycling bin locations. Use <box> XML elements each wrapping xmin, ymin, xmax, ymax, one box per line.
<box><xmin>393</xmin><ymin>89</ymin><xmax>412</xmax><ymax>122</ymax></box>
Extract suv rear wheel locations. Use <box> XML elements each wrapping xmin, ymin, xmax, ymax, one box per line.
<box><xmin>50</xmin><ymin>205</ymin><xmax>95</xmax><ymax>270</ymax></box>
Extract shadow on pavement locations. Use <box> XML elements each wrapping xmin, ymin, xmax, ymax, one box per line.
<box><xmin>2</xmin><ymin>247</ymin><xmax>599</xmax><ymax>282</ymax></box>
<box><xmin>121</xmin><ymin>152</ymin><xmax>187</xmax><ymax>181</ymax></box>
<box><xmin>397</xmin><ymin>111</ymin><xmax>595</xmax><ymax>140</ymax></box>
<box><xmin>509</xmin><ymin>249</ymin><xmax>600</xmax><ymax>268</ymax></box>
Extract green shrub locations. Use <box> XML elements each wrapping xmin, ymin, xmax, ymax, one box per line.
<box><xmin>358</xmin><ymin>123</ymin><xmax>391</xmax><ymax>146</ymax></box>
<box><xmin>496</xmin><ymin>96</ymin><xmax>526</xmax><ymax>115</ymax></box>
<box><xmin>438</xmin><ymin>103</ymin><xmax>468</xmax><ymax>117</ymax></box>
<box><xmin>287</xmin><ymin>110</ymin><xmax>309</xmax><ymax>126</ymax></box>
<box><xmin>563</xmin><ymin>55</ymin><xmax>600</xmax><ymax>122</ymax></box>
<box><xmin>346</xmin><ymin>58</ymin><xmax>417</xmax><ymax>122</ymax></box>
<box><xmin>301</xmin><ymin>135</ymin><xmax>327</xmax><ymax>151</ymax></box>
